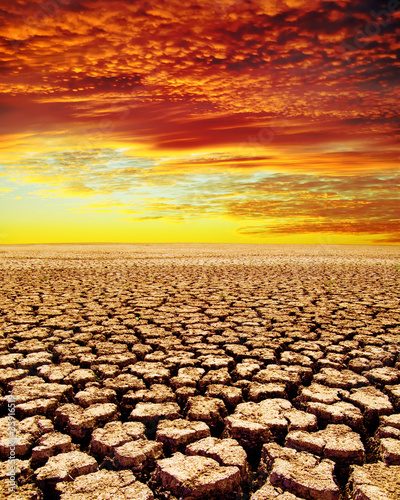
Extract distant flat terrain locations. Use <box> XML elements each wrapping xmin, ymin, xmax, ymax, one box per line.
<box><xmin>0</xmin><ymin>244</ymin><xmax>399</xmax><ymax>499</ymax></box>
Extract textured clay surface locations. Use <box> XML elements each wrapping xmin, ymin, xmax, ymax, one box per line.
<box><xmin>0</xmin><ymin>243</ymin><xmax>399</xmax><ymax>499</ymax></box>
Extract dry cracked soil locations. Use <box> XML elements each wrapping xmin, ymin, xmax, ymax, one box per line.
<box><xmin>0</xmin><ymin>243</ymin><xmax>399</xmax><ymax>500</ymax></box>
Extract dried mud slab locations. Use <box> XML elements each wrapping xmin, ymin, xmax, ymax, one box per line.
<box><xmin>348</xmin><ymin>462</ymin><xmax>400</xmax><ymax>499</ymax></box>
<box><xmin>0</xmin><ymin>416</ymin><xmax>53</xmax><ymax>459</ymax></box>
<box><xmin>186</xmin><ymin>436</ymin><xmax>248</xmax><ymax>478</ymax></box>
<box><xmin>0</xmin><ymin>368</ymin><xmax>29</xmax><ymax>386</ymax></box>
<box><xmin>122</xmin><ymin>384</ymin><xmax>175</xmax><ymax>412</ymax></box>
<box><xmin>185</xmin><ymin>396</ymin><xmax>228</xmax><ymax>430</ymax></box>
<box><xmin>298</xmin><ymin>383</ymin><xmax>350</xmax><ymax>406</ymax></box>
<box><xmin>253</xmin><ymin>366</ymin><xmax>302</xmax><ymax>396</ymax></box>
<box><xmin>205</xmin><ymin>384</ymin><xmax>243</xmax><ymax>410</ymax></box>
<box><xmin>170</xmin><ymin>367</ymin><xmax>205</xmax><ymax>389</ymax></box>
<box><xmin>250</xmin><ymin>483</ymin><xmax>302</xmax><ymax>500</ymax></box>
<box><xmin>90</xmin><ymin>421</ymin><xmax>146</xmax><ymax>458</ymax></box>
<box><xmin>64</xmin><ymin>369</ymin><xmax>97</xmax><ymax>389</ymax></box>
<box><xmin>35</xmin><ymin>451</ymin><xmax>98</xmax><ymax>489</ymax></box>
<box><xmin>247</xmin><ymin>382</ymin><xmax>287</xmax><ymax>402</ymax></box>
<box><xmin>313</xmin><ymin>368</ymin><xmax>369</xmax><ymax>390</ymax></box>
<box><xmin>5</xmin><ymin>379</ymin><xmax>74</xmax><ymax>405</ymax></box>
<box><xmin>55</xmin><ymin>469</ymin><xmax>154</xmax><ymax>500</ymax></box>
<box><xmin>114</xmin><ymin>439</ymin><xmax>163</xmax><ymax>470</ymax></box>
<box><xmin>224</xmin><ymin>399</ymin><xmax>317</xmax><ymax>449</ymax></box>
<box><xmin>285</xmin><ymin>424</ymin><xmax>365</xmax><ymax>465</ymax></box>
<box><xmin>103</xmin><ymin>374</ymin><xmax>146</xmax><ymax>395</ymax></box>
<box><xmin>15</xmin><ymin>398</ymin><xmax>59</xmax><ymax>419</ymax></box>
<box><xmin>0</xmin><ymin>481</ymin><xmax>43</xmax><ymax>499</ymax></box>
<box><xmin>260</xmin><ymin>442</ymin><xmax>340</xmax><ymax>500</ymax></box>
<box><xmin>153</xmin><ymin>452</ymin><xmax>241</xmax><ymax>499</ymax></box>
<box><xmin>55</xmin><ymin>403</ymin><xmax>119</xmax><ymax>440</ymax></box>
<box><xmin>305</xmin><ymin>401</ymin><xmax>364</xmax><ymax>431</ymax></box>
<box><xmin>345</xmin><ymin>386</ymin><xmax>393</xmax><ymax>425</ymax></box>
<box><xmin>37</xmin><ymin>363</ymin><xmax>77</xmax><ymax>384</ymax></box>
<box><xmin>31</xmin><ymin>432</ymin><xmax>72</xmax><ymax>467</ymax></box>
<box><xmin>365</xmin><ymin>367</ymin><xmax>400</xmax><ymax>386</ymax></box>
<box><xmin>0</xmin><ymin>459</ymin><xmax>39</xmax><ymax>499</ymax></box>
<box><xmin>379</xmin><ymin>438</ymin><xmax>400</xmax><ymax>465</ymax></box>
<box><xmin>156</xmin><ymin>418</ymin><xmax>210</xmax><ymax>453</ymax></box>
<box><xmin>233</xmin><ymin>362</ymin><xmax>261</xmax><ymax>381</ymax></box>
<box><xmin>0</xmin><ymin>354</ymin><xmax>23</xmax><ymax>369</ymax></box>
<box><xmin>385</xmin><ymin>384</ymin><xmax>400</xmax><ymax>411</ymax></box>
<box><xmin>74</xmin><ymin>386</ymin><xmax>117</xmax><ymax>407</ymax></box>
<box><xmin>129</xmin><ymin>402</ymin><xmax>181</xmax><ymax>431</ymax></box>
<box><xmin>378</xmin><ymin>414</ymin><xmax>400</xmax><ymax>438</ymax></box>
<box><xmin>0</xmin><ymin>458</ymin><xmax>32</xmax><ymax>483</ymax></box>
<box><xmin>129</xmin><ymin>362</ymin><xmax>170</xmax><ymax>385</ymax></box>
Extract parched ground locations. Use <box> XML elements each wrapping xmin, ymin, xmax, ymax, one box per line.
<box><xmin>0</xmin><ymin>243</ymin><xmax>399</xmax><ymax>500</ymax></box>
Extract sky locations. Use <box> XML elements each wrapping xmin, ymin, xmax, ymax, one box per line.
<box><xmin>0</xmin><ymin>0</ymin><xmax>399</xmax><ymax>244</ymax></box>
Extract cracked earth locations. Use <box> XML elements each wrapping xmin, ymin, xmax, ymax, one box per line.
<box><xmin>0</xmin><ymin>243</ymin><xmax>399</xmax><ymax>499</ymax></box>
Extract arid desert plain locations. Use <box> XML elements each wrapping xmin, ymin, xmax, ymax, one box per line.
<box><xmin>0</xmin><ymin>243</ymin><xmax>399</xmax><ymax>500</ymax></box>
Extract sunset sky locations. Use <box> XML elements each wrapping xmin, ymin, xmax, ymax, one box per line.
<box><xmin>0</xmin><ymin>0</ymin><xmax>399</xmax><ymax>244</ymax></box>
